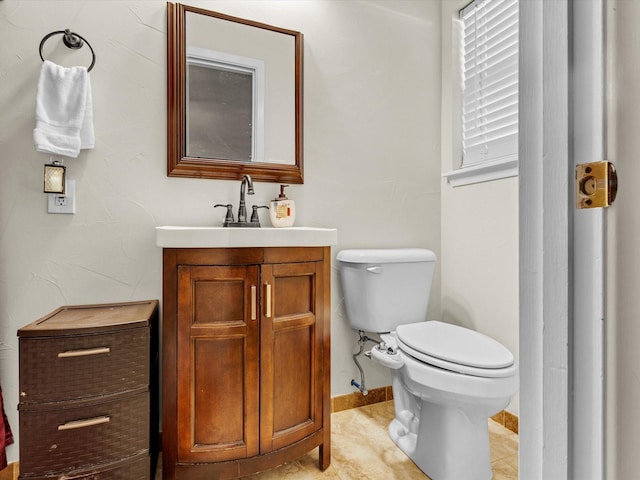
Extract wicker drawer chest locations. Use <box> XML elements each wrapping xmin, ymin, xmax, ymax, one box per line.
<box><xmin>17</xmin><ymin>300</ymin><xmax>159</xmax><ymax>479</ymax></box>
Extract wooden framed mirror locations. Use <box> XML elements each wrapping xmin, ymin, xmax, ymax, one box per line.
<box><xmin>167</xmin><ymin>2</ymin><xmax>304</xmax><ymax>183</ymax></box>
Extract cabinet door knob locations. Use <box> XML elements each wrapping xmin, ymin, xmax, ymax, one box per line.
<box><xmin>265</xmin><ymin>283</ymin><xmax>272</xmax><ymax>318</ymax></box>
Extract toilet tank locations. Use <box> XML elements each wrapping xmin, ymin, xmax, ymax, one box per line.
<box><xmin>337</xmin><ymin>248</ymin><xmax>437</xmax><ymax>333</ymax></box>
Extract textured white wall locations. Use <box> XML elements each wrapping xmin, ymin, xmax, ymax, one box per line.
<box><xmin>0</xmin><ymin>0</ymin><xmax>441</xmax><ymax>461</ymax></box>
<box><xmin>439</xmin><ymin>0</ymin><xmax>519</xmax><ymax>414</ymax></box>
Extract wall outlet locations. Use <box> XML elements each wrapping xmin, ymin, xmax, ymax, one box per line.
<box><xmin>47</xmin><ymin>179</ymin><xmax>76</xmax><ymax>214</ymax></box>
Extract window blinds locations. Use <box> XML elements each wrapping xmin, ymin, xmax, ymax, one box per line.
<box><xmin>460</xmin><ymin>0</ymin><xmax>518</xmax><ymax>167</ymax></box>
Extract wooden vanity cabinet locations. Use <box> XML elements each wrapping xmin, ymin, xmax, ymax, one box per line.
<box><xmin>162</xmin><ymin>247</ymin><xmax>331</xmax><ymax>479</ymax></box>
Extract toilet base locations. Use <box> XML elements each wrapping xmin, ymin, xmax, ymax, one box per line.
<box><xmin>389</xmin><ymin>401</ymin><xmax>492</xmax><ymax>480</ymax></box>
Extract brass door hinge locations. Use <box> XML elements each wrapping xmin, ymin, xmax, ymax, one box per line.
<box><xmin>576</xmin><ymin>161</ymin><xmax>618</xmax><ymax>209</ymax></box>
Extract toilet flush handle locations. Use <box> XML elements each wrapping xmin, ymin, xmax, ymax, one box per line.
<box><xmin>366</xmin><ymin>265</ymin><xmax>383</xmax><ymax>274</ymax></box>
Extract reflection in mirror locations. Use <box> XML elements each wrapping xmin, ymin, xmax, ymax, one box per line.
<box><xmin>186</xmin><ymin>47</ymin><xmax>264</xmax><ymax>162</ymax></box>
<box><xmin>167</xmin><ymin>2</ymin><xmax>304</xmax><ymax>183</ymax></box>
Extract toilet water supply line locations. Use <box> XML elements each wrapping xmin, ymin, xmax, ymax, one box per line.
<box><xmin>351</xmin><ymin>330</ymin><xmax>378</xmax><ymax>396</ymax></box>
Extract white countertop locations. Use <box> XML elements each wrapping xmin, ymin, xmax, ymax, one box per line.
<box><xmin>156</xmin><ymin>226</ymin><xmax>338</xmax><ymax>248</ymax></box>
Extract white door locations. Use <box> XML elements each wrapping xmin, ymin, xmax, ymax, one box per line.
<box><xmin>572</xmin><ymin>1</ymin><xmax>606</xmax><ymax>478</ymax></box>
<box><xmin>604</xmin><ymin>1</ymin><xmax>640</xmax><ymax>478</ymax></box>
<box><xmin>520</xmin><ymin>1</ymin><xmax>606</xmax><ymax>478</ymax></box>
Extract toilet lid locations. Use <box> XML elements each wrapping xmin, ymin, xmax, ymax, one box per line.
<box><xmin>396</xmin><ymin>321</ymin><xmax>515</xmax><ymax>371</ymax></box>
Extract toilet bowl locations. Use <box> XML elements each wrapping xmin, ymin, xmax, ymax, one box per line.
<box><xmin>373</xmin><ymin>322</ymin><xmax>518</xmax><ymax>480</ymax></box>
<box><xmin>337</xmin><ymin>248</ymin><xmax>519</xmax><ymax>480</ymax></box>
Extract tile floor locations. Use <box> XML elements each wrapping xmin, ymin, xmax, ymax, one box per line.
<box><xmin>156</xmin><ymin>400</ymin><xmax>518</xmax><ymax>479</ymax></box>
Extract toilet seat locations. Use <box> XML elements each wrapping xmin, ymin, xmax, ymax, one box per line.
<box><xmin>395</xmin><ymin>321</ymin><xmax>517</xmax><ymax>378</ymax></box>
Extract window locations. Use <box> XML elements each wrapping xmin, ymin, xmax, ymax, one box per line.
<box><xmin>444</xmin><ymin>0</ymin><xmax>519</xmax><ymax>187</ymax></box>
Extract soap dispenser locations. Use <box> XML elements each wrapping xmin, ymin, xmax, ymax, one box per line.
<box><xmin>269</xmin><ymin>184</ymin><xmax>296</xmax><ymax>228</ymax></box>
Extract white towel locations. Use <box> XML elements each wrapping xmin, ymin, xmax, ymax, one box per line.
<box><xmin>33</xmin><ymin>60</ymin><xmax>95</xmax><ymax>158</ymax></box>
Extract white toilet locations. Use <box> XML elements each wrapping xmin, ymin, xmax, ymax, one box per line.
<box><xmin>337</xmin><ymin>248</ymin><xmax>518</xmax><ymax>480</ymax></box>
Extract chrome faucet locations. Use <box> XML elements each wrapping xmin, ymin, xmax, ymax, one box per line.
<box><xmin>237</xmin><ymin>174</ymin><xmax>254</xmax><ymax>223</ymax></box>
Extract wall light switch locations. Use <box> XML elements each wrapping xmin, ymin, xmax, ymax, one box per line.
<box><xmin>47</xmin><ymin>179</ymin><xmax>76</xmax><ymax>214</ymax></box>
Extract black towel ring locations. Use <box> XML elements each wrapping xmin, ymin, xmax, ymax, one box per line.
<box><xmin>39</xmin><ymin>29</ymin><xmax>96</xmax><ymax>72</ymax></box>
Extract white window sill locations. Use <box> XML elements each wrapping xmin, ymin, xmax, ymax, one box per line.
<box><xmin>442</xmin><ymin>158</ymin><xmax>518</xmax><ymax>187</ymax></box>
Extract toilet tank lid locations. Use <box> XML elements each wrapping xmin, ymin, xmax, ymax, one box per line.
<box><xmin>337</xmin><ymin>248</ymin><xmax>437</xmax><ymax>264</ymax></box>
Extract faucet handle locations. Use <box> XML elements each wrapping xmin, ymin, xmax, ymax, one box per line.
<box><xmin>250</xmin><ymin>205</ymin><xmax>269</xmax><ymax>226</ymax></box>
<box><xmin>214</xmin><ymin>204</ymin><xmax>234</xmax><ymax>227</ymax></box>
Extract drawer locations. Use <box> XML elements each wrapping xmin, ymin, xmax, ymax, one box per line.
<box><xmin>19</xmin><ymin>327</ymin><xmax>149</xmax><ymax>403</ymax></box>
<box><xmin>19</xmin><ymin>391</ymin><xmax>150</xmax><ymax>476</ymax></box>
<box><xmin>18</xmin><ymin>452</ymin><xmax>151</xmax><ymax>479</ymax></box>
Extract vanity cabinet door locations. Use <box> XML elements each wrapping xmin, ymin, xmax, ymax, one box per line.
<box><xmin>259</xmin><ymin>261</ymin><xmax>324</xmax><ymax>452</ymax></box>
<box><xmin>176</xmin><ymin>265</ymin><xmax>260</xmax><ymax>463</ymax></box>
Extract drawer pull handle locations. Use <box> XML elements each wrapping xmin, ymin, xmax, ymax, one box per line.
<box><xmin>265</xmin><ymin>283</ymin><xmax>272</xmax><ymax>318</ymax></box>
<box><xmin>58</xmin><ymin>415</ymin><xmax>111</xmax><ymax>431</ymax></box>
<box><xmin>251</xmin><ymin>285</ymin><xmax>257</xmax><ymax>320</ymax></box>
<box><xmin>58</xmin><ymin>347</ymin><xmax>111</xmax><ymax>358</ymax></box>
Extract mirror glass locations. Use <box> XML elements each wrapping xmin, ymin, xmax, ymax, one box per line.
<box><xmin>167</xmin><ymin>2</ymin><xmax>303</xmax><ymax>183</ymax></box>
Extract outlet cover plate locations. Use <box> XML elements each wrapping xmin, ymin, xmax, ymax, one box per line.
<box><xmin>48</xmin><ymin>179</ymin><xmax>76</xmax><ymax>214</ymax></box>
